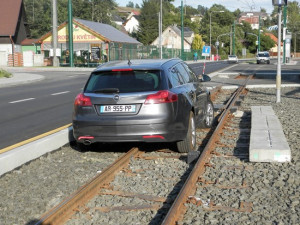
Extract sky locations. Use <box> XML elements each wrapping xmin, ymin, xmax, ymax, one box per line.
<box><xmin>115</xmin><ymin>0</ymin><xmax>286</xmax><ymax>14</ymax></box>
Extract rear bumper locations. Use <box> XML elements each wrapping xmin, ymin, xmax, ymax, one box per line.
<box><xmin>73</xmin><ymin>120</ymin><xmax>187</xmax><ymax>143</ymax></box>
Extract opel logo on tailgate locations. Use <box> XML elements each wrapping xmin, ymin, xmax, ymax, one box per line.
<box><xmin>113</xmin><ymin>94</ymin><xmax>120</xmax><ymax>101</ymax></box>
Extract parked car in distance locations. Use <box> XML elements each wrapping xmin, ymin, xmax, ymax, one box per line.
<box><xmin>227</xmin><ymin>55</ymin><xmax>238</xmax><ymax>63</ymax></box>
<box><xmin>256</xmin><ymin>51</ymin><xmax>270</xmax><ymax>64</ymax></box>
<box><xmin>73</xmin><ymin>58</ymin><xmax>214</xmax><ymax>153</ymax></box>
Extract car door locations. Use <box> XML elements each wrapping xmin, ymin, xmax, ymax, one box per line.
<box><xmin>181</xmin><ymin>63</ymin><xmax>207</xmax><ymax>119</ymax></box>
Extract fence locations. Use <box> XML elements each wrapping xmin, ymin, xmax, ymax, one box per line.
<box><xmin>108</xmin><ymin>43</ymin><xmax>205</xmax><ymax>62</ymax></box>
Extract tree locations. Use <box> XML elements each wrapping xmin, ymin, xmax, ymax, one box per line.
<box><xmin>192</xmin><ymin>34</ymin><xmax>205</xmax><ymax>50</ymax></box>
<box><xmin>90</xmin><ymin>0</ymin><xmax>117</xmax><ymax>24</ymax></box>
<box><xmin>287</xmin><ymin>1</ymin><xmax>300</xmax><ymax>34</ymax></box>
<box><xmin>126</xmin><ymin>1</ymin><xmax>134</xmax><ymax>8</ymax></box>
<box><xmin>197</xmin><ymin>5</ymin><xmax>207</xmax><ymax>15</ymax></box>
<box><xmin>137</xmin><ymin>0</ymin><xmax>175</xmax><ymax>45</ymax></box>
<box><xmin>24</xmin><ymin>0</ymin><xmax>120</xmax><ymax>38</ymax></box>
<box><xmin>260</xmin><ymin>34</ymin><xmax>276</xmax><ymax>51</ymax></box>
<box><xmin>135</xmin><ymin>3</ymin><xmax>140</xmax><ymax>8</ymax></box>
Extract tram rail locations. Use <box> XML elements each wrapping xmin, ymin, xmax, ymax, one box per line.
<box><xmin>34</xmin><ymin>77</ymin><xmax>253</xmax><ymax>224</ymax></box>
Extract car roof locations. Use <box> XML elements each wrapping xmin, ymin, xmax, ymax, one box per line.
<box><xmin>94</xmin><ymin>58</ymin><xmax>183</xmax><ymax>71</ymax></box>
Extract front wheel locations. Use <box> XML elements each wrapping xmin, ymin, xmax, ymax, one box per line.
<box><xmin>176</xmin><ymin>112</ymin><xmax>197</xmax><ymax>153</ymax></box>
<box><xmin>200</xmin><ymin>99</ymin><xmax>214</xmax><ymax>128</ymax></box>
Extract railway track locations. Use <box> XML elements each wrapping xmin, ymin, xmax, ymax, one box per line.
<box><xmin>33</xmin><ymin>77</ymin><xmax>252</xmax><ymax>225</ymax></box>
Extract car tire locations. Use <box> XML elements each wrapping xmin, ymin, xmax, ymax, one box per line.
<box><xmin>200</xmin><ymin>99</ymin><xmax>214</xmax><ymax>128</ymax></box>
<box><xmin>267</xmin><ymin>61</ymin><xmax>270</xmax><ymax>64</ymax></box>
<box><xmin>176</xmin><ymin>112</ymin><xmax>197</xmax><ymax>153</ymax></box>
<box><xmin>257</xmin><ymin>61</ymin><xmax>260</xmax><ymax>64</ymax></box>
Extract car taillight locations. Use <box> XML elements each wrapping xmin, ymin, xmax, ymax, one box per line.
<box><xmin>74</xmin><ymin>93</ymin><xmax>92</xmax><ymax>106</ymax></box>
<box><xmin>144</xmin><ymin>90</ymin><xmax>178</xmax><ymax>104</ymax></box>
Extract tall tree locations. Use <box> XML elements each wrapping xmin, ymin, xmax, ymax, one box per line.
<box><xmin>137</xmin><ymin>0</ymin><xmax>174</xmax><ymax>45</ymax></box>
<box><xmin>137</xmin><ymin>0</ymin><xmax>159</xmax><ymax>45</ymax></box>
<box><xmin>287</xmin><ymin>1</ymin><xmax>300</xmax><ymax>34</ymax></box>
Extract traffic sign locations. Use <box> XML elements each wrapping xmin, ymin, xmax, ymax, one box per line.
<box><xmin>202</xmin><ymin>46</ymin><xmax>211</xmax><ymax>56</ymax></box>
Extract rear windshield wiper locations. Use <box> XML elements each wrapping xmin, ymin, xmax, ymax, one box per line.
<box><xmin>94</xmin><ymin>88</ymin><xmax>120</xmax><ymax>93</ymax></box>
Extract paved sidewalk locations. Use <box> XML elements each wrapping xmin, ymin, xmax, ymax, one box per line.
<box><xmin>0</xmin><ymin>73</ymin><xmax>44</xmax><ymax>88</ymax></box>
<box><xmin>0</xmin><ymin>66</ymin><xmax>95</xmax><ymax>88</ymax></box>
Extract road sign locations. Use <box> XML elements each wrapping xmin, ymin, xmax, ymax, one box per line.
<box><xmin>202</xmin><ymin>46</ymin><xmax>211</xmax><ymax>56</ymax></box>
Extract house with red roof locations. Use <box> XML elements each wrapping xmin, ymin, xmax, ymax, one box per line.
<box><xmin>0</xmin><ymin>0</ymin><xmax>29</xmax><ymax>66</ymax></box>
<box><xmin>265</xmin><ymin>33</ymin><xmax>283</xmax><ymax>56</ymax></box>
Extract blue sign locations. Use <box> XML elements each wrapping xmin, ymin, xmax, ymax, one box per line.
<box><xmin>202</xmin><ymin>46</ymin><xmax>210</xmax><ymax>56</ymax></box>
<box><xmin>202</xmin><ymin>46</ymin><xmax>211</xmax><ymax>56</ymax></box>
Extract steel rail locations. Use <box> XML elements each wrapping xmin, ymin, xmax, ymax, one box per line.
<box><xmin>162</xmin><ymin>75</ymin><xmax>253</xmax><ymax>225</ymax></box>
<box><xmin>35</xmin><ymin>147</ymin><xmax>140</xmax><ymax>225</ymax></box>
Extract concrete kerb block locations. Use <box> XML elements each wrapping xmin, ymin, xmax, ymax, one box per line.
<box><xmin>249</xmin><ymin>106</ymin><xmax>291</xmax><ymax>163</ymax></box>
<box><xmin>0</xmin><ymin>127</ymin><xmax>74</xmax><ymax>176</ymax></box>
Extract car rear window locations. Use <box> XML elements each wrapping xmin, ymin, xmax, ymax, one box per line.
<box><xmin>85</xmin><ymin>70</ymin><xmax>161</xmax><ymax>93</ymax></box>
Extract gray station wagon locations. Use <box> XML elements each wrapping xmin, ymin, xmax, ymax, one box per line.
<box><xmin>72</xmin><ymin>58</ymin><xmax>214</xmax><ymax>153</ymax></box>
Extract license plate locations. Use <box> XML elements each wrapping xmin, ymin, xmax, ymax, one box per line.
<box><xmin>100</xmin><ymin>105</ymin><xmax>136</xmax><ymax>113</ymax></box>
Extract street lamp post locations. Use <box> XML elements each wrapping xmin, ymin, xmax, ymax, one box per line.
<box><xmin>216</xmin><ymin>32</ymin><xmax>231</xmax><ymax>60</ymax></box>
<box><xmin>272</xmin><ymin>0</ymin><xmax>288</xmax><ymax>103</ymax></box>
<box><xmin>210</xmin><ymin>10</ymin><xmax>224</xmax><ymax>60</ymax></box>
<box><xmin>246</xmin><ymin>32</ymin><xmax>259</xmax><ymax>53</ymax></box>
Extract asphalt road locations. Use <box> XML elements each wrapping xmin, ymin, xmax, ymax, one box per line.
<box><xmin>0</xmin><ymin>71</ymin><xmax>90</xmax><ymax>149</ymax></box>
<box><xmin>0</xmin><ymin>60</ymin><xmax>299</xmax><ymax>149</ymax></box>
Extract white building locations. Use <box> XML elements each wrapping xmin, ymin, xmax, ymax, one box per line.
<box><xmin>123</xmin><ymin>13</ymin><xmax>140</xmax><ymax>34</ymax></box>
<box><xmin>151</xmin><ymin>25</ymin><xmax>194</xmax><ymax>51</ymax></box>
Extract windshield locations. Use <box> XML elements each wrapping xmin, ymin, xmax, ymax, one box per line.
<box><xmin>258</xmin><ymin>53</ymin><xmax>269</xmax><ymax>57</ymax></box>
<box><xmin>85</xmin><ymin>70</ymin><xmax>161</xmax><ymax>93</ymax></box>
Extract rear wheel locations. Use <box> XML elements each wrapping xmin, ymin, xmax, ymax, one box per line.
<box><xmin>176</xmin><ymin>112</ymin><xmax>197</xmax><ymax>153</ymax></box>
<box><xmin>200</xmin><ymin>99</ymin><xmax>214</xmax><ymax>128</ymax></box>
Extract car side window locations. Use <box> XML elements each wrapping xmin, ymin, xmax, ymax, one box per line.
<box><xmin>168</xmin><ymin>66</ymin><xmax>185</xmax><ymax>87</ymax></box>
<box><xmin>182</xmin><ymin>63</ymin><xmax>197</xmax><ymax>82</ymax></box>
<box><xmin>175</xmin><ymin>63</ymin><xmax>191</xmax><ymax>83</ymax></box>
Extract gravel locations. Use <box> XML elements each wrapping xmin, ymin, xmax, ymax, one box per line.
<box><xmin>181</xmin><ymin>87</ymin><xmax>300</xmax><ymax>225</ymax></box>
<box><xmin>0</xmin><ymin>87</ymin><xmax>299</xmax><ymax>225</ymax></box>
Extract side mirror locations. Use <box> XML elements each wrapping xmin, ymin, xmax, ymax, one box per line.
<box><xmin>199</xmin><ymin>74</ymin><xmax>211</xmax><ymax>82</ymax></box>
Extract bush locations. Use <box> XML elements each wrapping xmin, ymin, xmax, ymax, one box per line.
<box><xmin>0</xmin><ymin>69</ymin><xmax>12</xmax><ymax>78</ymax></box>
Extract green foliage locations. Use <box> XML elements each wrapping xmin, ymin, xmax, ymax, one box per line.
<box><xmin>191</xmin><ymin>34</ymin><xmax>204</xmax><ymax>50</ymax></box>
<box><xmin>24</xmin><ymin>0</ymin><xmax>117</xmax><ymax>38</ymax></box>
<box><xmin>126</xmin><ymin>1</ymin><xmax>134</xmax><ymax>8</ymax></box>
<box><xmin>287</xmin><ymin>1</ymin><xmax>300</xmax><ymax>33</ymax></box>
<box><xmin>136</xmin><ymin>0</ymin><xmax>160</xmax><ymax>45</ymax></box>
<box><xmin>0</xmin><ymin>69</ymin><xmax>12</xmax><ymax>78</ymax></box>
<box><xmin>260</xmin><ymin>34</ymin><xmax>276</xmax><ymax>51</ymax></box>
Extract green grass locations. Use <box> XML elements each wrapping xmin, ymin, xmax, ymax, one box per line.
<box><xmin>0</xmin><ymin>69</ymin><xmax>12</xmax><ymax>78</ymax></box>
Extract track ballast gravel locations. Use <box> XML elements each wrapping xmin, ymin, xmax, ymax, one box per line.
<box><xmin>0</xmin><ymin>87</ymin><xmax>299</xmax><ymax>225</ymax></box>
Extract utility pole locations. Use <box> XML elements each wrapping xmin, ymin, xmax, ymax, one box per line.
<box><xmin>159</xmin><ymin>0</ymin><xmax>162</xmax><ymax>59</ymax></box>
<box><xmin>232</xmin><ymin>22</ymin><xmax>235</xmax><ymax>55</ymax></box>
<box><xmin>258</xmin><ymin>15</ymin><xmax>261</xmax><ymax>52</ymax></box>
<box><xmin>283</xmin><ymin>5</ymin><xmax>287</xmax><ymax>63</ymax></box>
<box><xmin>68</xmin><ymin>0</ymin><xmax>74</xmax><ymax>67</ymax></box>
<box><xmin>181</xmin><ymin>0</ymin><xmax>184</xmax><ymax>60</ymax></box>
<box><xmin>52</xmin><ymin>0</ymin><xmax>59</xmax><ymax>67</ymax></box>
<box><xmin>276</xmin><ymin>6</ymin><xmax>282</xmax><ymax>103</ymax></box>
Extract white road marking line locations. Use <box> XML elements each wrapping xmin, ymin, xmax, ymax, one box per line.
<box><xmin>9</xmin><ymin>98</ymin><xmax>35</xmax><ymax>104</ymax></box>
<box><xmin>51</xmin><ymin>91</ymin><xmax>70</xmax><ymax>96</ymax></box>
